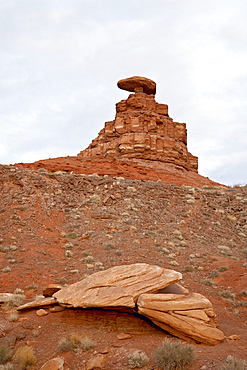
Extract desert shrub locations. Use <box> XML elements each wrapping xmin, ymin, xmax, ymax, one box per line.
<box><xmin>218</xmin><ymin>266</ymin><xmax>228</xmax><ymax>272</ymax></box>
<box><xmin>209</xmin><ymin>270</ymin><xmax>220</xmax><ymax>278</ymax></box>
<box><xmin>66</xmin><ymin>232</ymin><xmax>78</xmax><ymax>239</ymax></box>
<box><xmin>128</xmin><ymin>350</ymin><xmax>149</xmax><ymax>368</ymax></box>
<box><xmin>201</xmin><ymin>279</ymin><xmax>214</xmax><ymax>286</ymax></box>
<box><xmin>218</xmin><ymin>355</ymin><xmax>247</xmax><ymax>370</ymax></box>
<box><xmin>85</xmin><ymin>255</ymin><xmax>94</xmax><ymax>263</ymax></box>
<box><xmin>219</xmin><ymin>290</ymin><xmax>235</xmax><ymax>300</ymax></box>
<box><xmin>7</xmin><ymin>311</ymin><xmax>19</xmax><ymax>322</ymax></box>
<box><xmin>2</xmin><ymin>293</ymin><xmax>25</xmax><ymax>310</ymax></box>
<box><xmin>104</xmin><ymin>244</ymin><xmax>116</xmax><ymax>250</ymax></box>
<box><xmin>15</xmin><ymin>346</ymin><xmax>36</xmax><ymax>369</ymax></box>
<box><xmin>154</xmin><ymin>338</ymin><xmax>195</xmax><ymax>370</ymax></box>
<box><xmin>183</xmin><ymin>265</ymin><xmax>194</xmax><ymax>273</ymax></box>
<box><xmin>58</xmin><ymin>333</ymin><xmax>96</xmax><ymax>353</ymax></box>
<box><xmin>0</xmin><ymin>345</ymin><xmax>13</xmax><ymax>365</ymax></box>
<box><xmin>237</xmin><ymin>301</ymin><xmax>247</xmax><ymax>307</ymax></box>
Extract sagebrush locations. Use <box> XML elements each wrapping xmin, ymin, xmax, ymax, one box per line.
<box><xmin>128</xmin><ymin>350</ymin><xmax>149</xmax><ymax>368</ymax></box>
<box><xmin>58</xmin><ymin>333</ymin><xmax>97</xmax><ymax>352</ymax></box>
<box><xmin>15</xmin><ymin>346</ymin><xmax>36</xmax><ymax>370</ymax></box>
<box><xmin>219</xmin><ymin>355</ymin><xmax>247</xmax><ymax>370</ymax></box>
<box><xmin>154</xmin><ymin>338</ymin><xmax>195</xmax><ymax>370</ymax></box>
<box><xmin>0</xmin><ymin>345</ymin><xmax>13</xmax><ymax>365</ymax></box>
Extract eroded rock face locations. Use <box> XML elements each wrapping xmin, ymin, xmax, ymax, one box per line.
<box><xmin>53</xmin><ymin>263</ymin><xmax>182</xmax><ymax>308</ymax></box>
<box><xmin>78</xmin><ymin>77</ymin><xmax>198</xmax><ymax>172</ymax></box>
<box><xmin>16</xmin><ymin>263</ymin><xmax>225</xmax><ymax>345</ymax></box>
<box><xmin>137</xmin><ymin>293</ymin><xmax>225</xmax><ymax>345</ymax></box>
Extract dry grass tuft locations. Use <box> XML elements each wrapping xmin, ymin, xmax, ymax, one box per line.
<box><xmin>219</xmin><ymin>355</ymin><xmax>247</xmax><ymax>370</ymax></box>
<box><xmin>127</xmin><ymin>350</ymin><xmax>149</xmax><ymax>368</ymax></box>
<box><xmin>58</xmin><ymin>333</ymin><xmax>97</xmax><ymax>353</ymax></box>
<box><xmin>0</xmin><ymin>345</ymin><xmax>13</xmax><ymax>365</ymax></box>
<box><xmin>154</xmin><ymin>338</ymin><xmax>195</xmax><ymax>370</ymax></box>
<box><xmin>15</xmin><ymin>346</ymin><xmax>36</xmax><ymax>369</ymax></box>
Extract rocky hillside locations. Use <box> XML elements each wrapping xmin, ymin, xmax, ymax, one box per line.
<box><xmin>0</xmin><ymin>77</ymin><xmax>247</xmax><ymax>369</ymax></box>
<box><xmin>1</xmin><ymin>164</ymin><xmax>247</xmax><ymax>369</ymax></box>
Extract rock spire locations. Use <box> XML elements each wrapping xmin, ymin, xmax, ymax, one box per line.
<box><xmin>78</xmin><ymin>76</ymin><xmax>198</xmax><ymax>172</ymax></box>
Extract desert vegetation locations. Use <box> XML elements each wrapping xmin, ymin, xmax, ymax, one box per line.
<box><xmin>154</xmin><ymin>338</ymin><xmax>195</xmax><ymax>370</ymax></box>
<box><xmin>58</xmin><ymin>333</ymin><xmax>97</xmax><ymax>353</ymax></box>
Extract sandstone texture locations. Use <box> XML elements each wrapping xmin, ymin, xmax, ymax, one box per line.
<box><xmin>117</xmin><ymin>76</ymin><xmax>156</xmax><ymax>94</ymax></box>
<box><xmin>137</xmin><ymin>293</ymin><xmax>224</xmax><ymax>345</ymax></box>
<box><xmin>17</xmin><ymin>263</ymin><xmax>225</xmax><ymax>345</ymax></box>
<box><xmin>53</xmin><ymin>263</ymin><xmax>182</xmax><ymax>308</ymax></box>
<box><xmin>18</xmin><ymin>297</ymin><xmax>56</xmax><ymax>311</ymax></box>
<box><xmin>78</xmin><ymin>77</ymin><xmax>198</xmax><ymax>173</ymax></box>
<box><xmin>40</xmin><ymin>357</ymin><xmax>64</xmax><ymax>370</ymax></box>
<box><xmin>1</xmin><ymin>77</ymin><xmax>247</xmax><ymax>367</ymax></box>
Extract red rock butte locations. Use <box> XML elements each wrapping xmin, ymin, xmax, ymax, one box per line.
<box><xmin>78</xmin><ymin>76</ymin><xmax>198</xmax><ymax>173</ymax></box>
<box><xmin>15</xmin><ymin>77</ymin><xmax>223</xmax><ymax>187</ymax></box>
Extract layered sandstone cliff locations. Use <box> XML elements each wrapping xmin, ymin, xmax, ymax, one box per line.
<box><xmin>78</xmin><ymin>76</ymin><xmax>198</xmax><ymax>172</ymax></box>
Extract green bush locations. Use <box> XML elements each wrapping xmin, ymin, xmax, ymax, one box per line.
<box><xmin>128</xmin><ymin>350</ymin><xmax>149</xmax><ymax>368</ymax></box>
<box><xmin>218</xmin><ymin>355</ymin><xmax>247</xmax><ymax>370</ymax></box>
<box><xmin>154</xmin><ymin>338</ymin><xmax>195</xmax><ymax>370</ymax></box>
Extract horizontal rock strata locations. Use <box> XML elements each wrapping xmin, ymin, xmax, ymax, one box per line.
<box><xmin>137</xmin><ymin>293</ymin><xmax>224</xmax><ymax>345</ymax></box>
<box><xmin>53</xmin><ymin>263</ymin><xmax>182</xmax><ymax>308</ymax></box>
<box><xmin>78</xmin><ymin>77</ymin><xmax>198</xmax><ymax>172</ymax></box>
<box><xmin>16</xmin><ymin>263</ymin><xmax>225</xmax><ymax>345</ymax></box>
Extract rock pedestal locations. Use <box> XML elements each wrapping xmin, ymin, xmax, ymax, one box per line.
<box><xmin>78</xmin><ymin>76</ymin><xmax>198</xmax><ymax>172</ymax></box>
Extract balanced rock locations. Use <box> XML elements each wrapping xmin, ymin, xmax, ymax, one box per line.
<box><xmin>117</xmin><ymin>76</ymin><xmax>156</xmax><ymax>95</ymax></box>
<box><xmin>78</xmin><ymin>77</ymin><xmax>198</xmax><ymax>172</ymax></box>
<box><xmin>53</xmin><ymin>263</ymin><xmax>182</xmax><ymax>308</ymax></box>
<box><xmin>137</xmin><ymin>293</ymin><xmax>225</xmax><ymax>345</ymax></box>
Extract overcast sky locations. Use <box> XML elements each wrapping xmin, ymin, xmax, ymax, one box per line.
<box><xmin>1</xmin><ymin>0</ymin><xmax>247</xmax><ymax>185</ymax></box>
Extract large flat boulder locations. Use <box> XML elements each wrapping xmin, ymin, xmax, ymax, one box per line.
<box><xmin>53</xmin><ymin>263</ymin><xmax>182</xmax><ymax>308</ymax></box>
<box><xmin>137</xmin><ymin>293</ymin><xmax>225</xmax><ymax>345</ymax></box>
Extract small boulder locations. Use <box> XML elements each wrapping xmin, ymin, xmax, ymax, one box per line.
<box><xmin>43</xmin><ymin>284</ymin><xmax>62</xmax><ymax>297</ymax></box>
<box><xmin>36</xmin><ymin>309</ymin><xmax>49</xmax><ymax>317</ymax></box>
<box><xmin>40</xmin><ymin>357</ymin><xmax>64</xmax><ymax>370</ymax></box>
<box><xmin>86</xmin><ymin>354</ymin><xmax>105</xmax><ymax>370</ymax></box>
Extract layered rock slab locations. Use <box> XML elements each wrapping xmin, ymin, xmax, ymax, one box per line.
<box><xmin>137</xmin><ymin>293</ymin><xmax>225</xmax><ymax>345</ymax></box>
<box><xmin>53</xmin><ymin>263</ymin><xmax>182</xmax><ymax>308</ymax></box>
